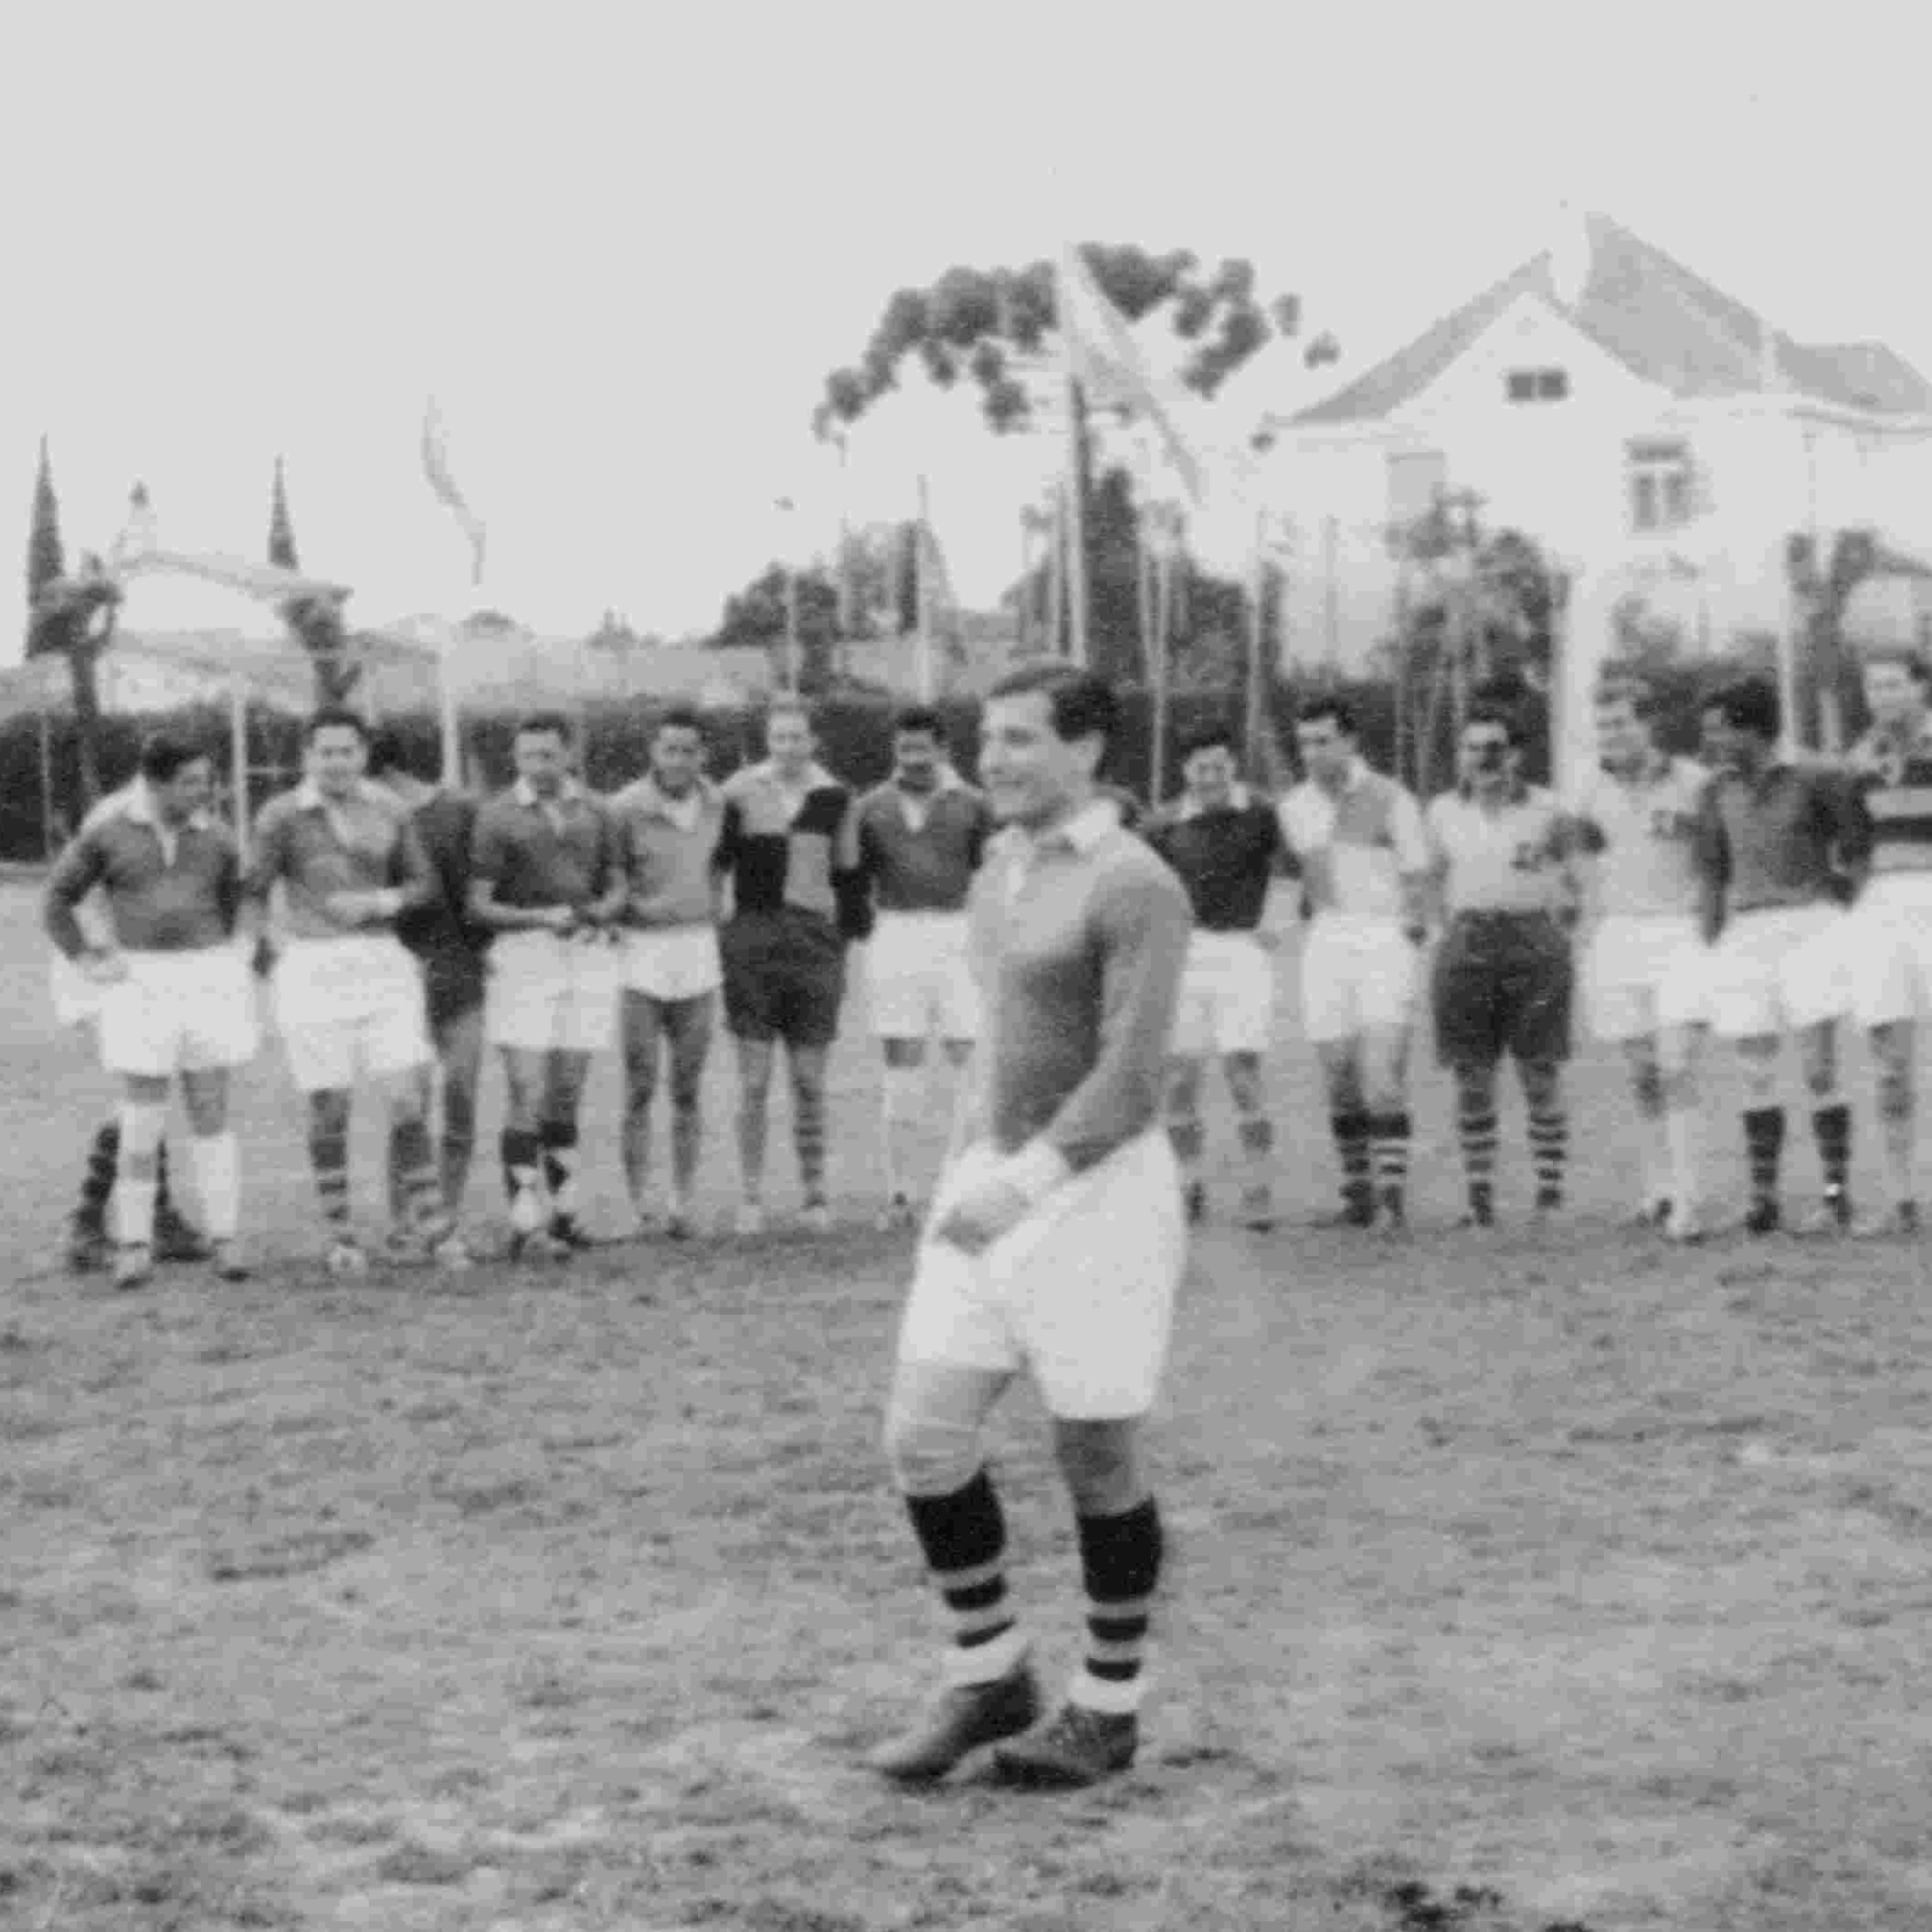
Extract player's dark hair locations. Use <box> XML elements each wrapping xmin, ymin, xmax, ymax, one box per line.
<box><xmin>1296</xmin><ymin>695</ymin><xmax>1358</xmax><ymax>738</ymax></box>
<box><xmin>138</xmin><ymin>731</ymin><xmax>209</xmax><ymax>785</ymax></box>
<box><xmin>987</xmin><ymin>663</ymin><xmax>1119</xmax><ymax>752</ymax></box>
<box><xmin>305</xmin><ymin>705</ymin><xmax>369</xmax><ymax>745</ymax></box>
<box><xmin>515</xmin><ymin>709</ymin><xmax>575</xmax><ymax>744</ymax></box>
<box><xmin>364</xmin><ymin>723</ymin><xmax>438</xmax><ymax>782</ymax></box>
<box><xmin>893</xmin><ymin>704</ymin><xmax>946</xmax><ymax>742</ymax></box>
<box><xmin>1463</xmin><ymin>705</ymin><xmax>1523</xmax><ymax>748</ymax></box>
<box><xmin>1180</xmin><ymin>722</ymin><xmax>1239</xmax><ymax>760</ymax></box>
<box><xmin>1702</xmin><ymin>678</ymin><xmax>1780</xmax><ymax>743</ymax></box>
<box><xmin>653</xmin><ymin>704</ymin><xmax>705</xmax><ymax>738</ymax></box>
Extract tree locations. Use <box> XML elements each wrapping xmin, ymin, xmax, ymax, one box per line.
<box><xmin>269</xmin><ymin>457</ymin><xmax>361</xmax><ymax>709</ymax></box>
<box><xmin>708</xmin><ymin>563</ymin><xmax>842</xmax><ymax>692</ymax></box>
<box><xmin>24</xmin><ymin>438</ymin><xmax>117</xmax><ymax>811</ymax></box>
<box><xmin>1787</xmin><ymin>529</ymin><xmax>1881</xmax><ymax>750</ymax></box>
<box><xmin>814</xmin><ymin>246</ymin><xmax>1341</xmax><ymax>684</ymax></box>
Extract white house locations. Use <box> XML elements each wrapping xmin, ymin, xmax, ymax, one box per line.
<box><xmin>1255</xmin><ymin>212</ymin><xmax>1932</xmax><ymax>785</ymax></box>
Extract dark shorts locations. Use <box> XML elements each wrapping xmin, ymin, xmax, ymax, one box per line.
<box><xmin>721</xmin><ymin>910</ymin><xmax>847</xmax><ymax>1048</ymax></box>
<box><xmin>419</xmin><ymin>949</ymin><xmax>489</xmax><ymax>1038</ymax></box>
<box><xmin>1431</xmin><ymin>912</ymin><xmax>1574</xmax><ymax>1069</ymax></box>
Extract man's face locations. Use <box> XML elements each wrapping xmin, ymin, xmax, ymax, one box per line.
<box><xmin>514</xmin><ymin>729</ymin><xmax>570</xmax><ymax>795</ymax></box>
<box><xmin>893</xmin><ymin>729</ymin><xmax>943</xmax><ymax>791</ymax></box>
<box><xmin>1183</xmin><ymin>743</ymin><xmax>1238</xmax><ymax>806</ymax></box>
<box><xmin>1863</xmin><ymin>660</ymin><xmax>1926</xmax><ymax>733</ymax></box>
<box><xmin>766</xmin><ymin>711</ymin><xmax>814</xmax><ymax>778</ymax></box>
<box><xmin>1295</xmin><ymin>719</ymin><xmax>1353</xmax><ymax>787</ymax></box>
<box><xmin>1459</xmin><ymin>722</ymin><xmax>1515</xmax><ymax>787</ymax></box>
<box><xmin>1594</xmin><ymin>700</ymin><xmax>1652</xmax><ymax>774</ymax></box>
<box><xmin>979</xmin><ymin>691</ymin><xmax>1095</xmax><ymax>829</ymax></box>
<box><xmin>650</xmin><ymin>725</ymin><xmax>703</xmax><ymax>796</ymax></box>
<box><xmin>153</xmin><ymin>757</ymin><xmax>214</xmax><ymax>826</ymax></box>
<box><xmin>308</xmin><ymin>725</ymin><xmax>368</xmax><ymax>796</ymax></box>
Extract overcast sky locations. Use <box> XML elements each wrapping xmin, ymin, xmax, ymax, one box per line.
<box><xmin>1</xmin><ymin>0</ymin><xmax>1925</xmax><ymax>653</ymax></box>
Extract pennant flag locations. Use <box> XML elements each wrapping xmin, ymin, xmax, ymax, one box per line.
<box><xmin>1058</xmin><ymin>242</ymin><xmax>1207</xmax><ymax>505</ymax></box>
<box><xmin>422</xmin><ymin>396</ymin><xmax>487</xmax><ymax>585</ymax></box>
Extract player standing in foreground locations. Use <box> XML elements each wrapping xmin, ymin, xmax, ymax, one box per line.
<box><xmin>1143</xmin><ymin>723</ymin><xmax>1286</xmax><ymax>1231</ymax></box>
<box><xmin>713</xmin><ymin>699</ymin><xmax>871</xmax><ymax>1234</ymax></box>
<box><xmin>1568</xmin><ymin>680</ymin><xmax>1716</xmax><ymax>1240</ymax></box>
<box><xmin>853</xmin><ymin>705</ymin><xmax>994</xmax><ymax>1230</ymax></box>
<box><xmin>1277</xmin><ymin>698</ymin><xmax>1431</xmax><ymax>1230</ymax></box>
<box><xmin>44</xmin><ymin>734</ymin><xmax>256</xmax><ymax>1288</ymax></box>
<box><xmin>1426</xmin><ymin>709</ymin><xmax>1584</xmax><ymax>1228</ymax></box>
<box><xmin>870</xmin><ymin>665</ymin><xmax>1190</xmax><ymax>1791</ymax></box>
<box><xmin>364</xmin><ymin>726</ymin><xmax>489</xmax><ymax>1265</ymax></box>
<box><xmin>1842</xmin><ymin>652</ymin><xmax>1932</xmax><ymax>1233</ymax></box>
<box><xmin>608</xmin><ymin>707</ymin><xmax>727</xmax><ymax>1241</ymax></box>
<box><xmin>1694</xmin><ymin>679</ymin><xmax>1870</xmax><ymax>1234</ymax></box>
<box><xmin>469</xmin><ymin>712</ymin><xmax>628</xmax><ymax>1258</ymax></box>
<box><xmin>246</xmin><ymin>709</ymin><xmax>449</xmax><ymax>1274</ymax></box>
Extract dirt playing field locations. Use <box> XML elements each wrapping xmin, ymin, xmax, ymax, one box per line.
<box><xmin>5</xmin><ymin>877</ymin><xmax>1932</xmax><ymax>1932</ymax></box>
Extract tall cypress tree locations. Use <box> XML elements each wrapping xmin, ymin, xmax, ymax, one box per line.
<box><xmin>268</xmin><ymin>454</ymin><xmax>299</xmax><ymax>571</ymax></box>
<box><xmin>25</xmin><ymin>440</ymin><xmax>113</xmax><ymax>809</ymax></box>
<box><xmin>269</xmin><ymin>457</ymin><xmax>357</xmax><ymax>708</ymax></box>
<box><xmin>26</xmin><ymin>436</ymin><xmax>64</xmax><ymax>641</ymax></box>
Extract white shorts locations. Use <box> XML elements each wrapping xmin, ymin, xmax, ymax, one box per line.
<box><xmin>1845</xmin><ymin>874</ymin><xmax>1932</xmax><ymax>1028</ymax></box>
<box><xmin>896</xmin><ymin>1131</ymin><xmax>1184</xmax><ymax>1420</ymax></box>
<box><xmin>1584</xmin><ymin>914</ymin><xmax>1714</xmax><ymax>1040</ymax></box>
<box><xmin>1701</xmin><ymin>903</ymin><xmax>1852</xmax><ymax>1038</ymax></box>
<box><xmin>274</xmin><ymin>934</ymin><xmax>431</xmax><ymax>1093</ymax></box>
<box><xmin>96</xmin><ymin>946</ymin><xmax>259</xmax><ymax>1079</ymax></box>
<box><xmin>623</xmin><ymin>924</ymin><xmax>723</xmax><ymax>1002</ymax></box>
<box><xmin>485</xmin><ymin>928</ymin><xmax>621</xmax><ymax>1053</ymax></box>
<box><xmin>1171</xmin><ymin>929</ymin><xmax>1274</xmax><ymax>1059</ymax></box>
<box><xmin>1300</xmin><ymin>915</ymin><xmax>1419</xmax><ymax>1045</ymax></box>
<box><xmin>866</xmin><ymin>910</ymin><xmax>979</xmax><ymax>1043</ymax></box>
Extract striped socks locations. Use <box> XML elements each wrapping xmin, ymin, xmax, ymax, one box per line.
<box><xmin>904</xmin><ymin>1469</ymin><xmax>1023</xmax><ymax>1687</ymax></box>
<box><xmin>1457</xmin><ymin>1094</ymin><xmax>1499</xmax><ymax>1223</ymax></box>
<box><xmin>1331</xmin><ymin>1110</ymin><xmax>1372</xmax><ymax>1217</ymax></box>
<box><xmin>1812</xmin><ymin>1103</ymin><xmax>1852</xmax><ymax>1209</ymax></box>
<box><xmin>793</xmin><ymin>1082</ymin><xmax>829</xmax><ymax>1202</ymax></box>
<box><xmin>501</xmin><ymin>1127</ymin><xmax>545</xmax><ymax>1234</ymax></box>
<box><xmin>1368</xmin><ymin>1111</ymin><xmax>1411</xmax><ymax>1217</ymax></box>
<box><xmin>1072</xmin><ymin>1497</ymin><xmax>1163</xmax><ymax>1716</ymax></box>
<box><xmin>78</xmin><ymin>1119</ymin><xmax>119</xmax><ymax>1225</ymax></box>
<box><xmin>1528</xmin><ymin>1102</ymin><xmax>1568</xmax><ymax>1209</ymax></box>
<box><xmin>541</xmin><ymin>1120</ymin><xmax>581</xmax><ymax>1230</ymax></box>
<box><xmin>391</xmin><ymin>1116</ymin><xmax>449</xmax><ymax>1239</ymax></box>
<box><xmin>1167</xmin><ymin>1115</ymin><xmax>1206</xmax><ymax>1177</ymax></box>
<box><xmin>307</xmin><ymin>1124</ymin><xmax>352</xmax><ymax>1242</ymax></box>
<box><xmin>1743</xmin><ymin>1105</ymin><xmax>1785</xmax><ymax>1215</ymax></box>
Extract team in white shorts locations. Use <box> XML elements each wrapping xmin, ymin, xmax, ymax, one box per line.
<box><xmin>486</xmin><ymin>926</ymin><xmax>623</xmax><ymax>1055</ymax></box>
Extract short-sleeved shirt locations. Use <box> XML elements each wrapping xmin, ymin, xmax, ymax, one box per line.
<box><xmin>44</xmin><ymin>781</ymin><xmax>241</xmax><ymax>957</ymax></box>
<box><xmin>246</xmin><ymin>780</ymin><xmax>431</xmax><ymax>941</ymax></box>
<box><xmin>1849</xmin><ymin>721</ymin><xmax>1932</xmax><ymax>878</ymax></box>
<box><xmin>1694</xmin><ymin>759</ymin><xmax>1871</xmax><ymax>914</ymax></box>
<box><xmin>1143</xmin><ymin>787</ymin><xmax>1283</xmax><ymax>933</ymax></box>
<box><xmin>1568</xmin><ymin>755</ymin><xmax>1711</xmax><ymax>918</ymax></box>
<box><xmin>1426</xmin><ymin>784</ymin><xmax>1573</xmax><ymax>915</ymax></box>
<box><xmin>1279</xmin><ymin>762</ymin><xmax>1429</xmax><ymax>920</ymax></box>
<box><xmin>607</xmin><ymin>775</ymin><xmax>725</xmax><ymax>928</ymax></box>
<box><xmin>470</xmin><ymin>778</ymin><xmax>620</xmax><ymax>912</ymax></box>
<box><xmin>854</xmin><ymin>772</ymin><xmax>992</xmax><ymax>914</ymax></box>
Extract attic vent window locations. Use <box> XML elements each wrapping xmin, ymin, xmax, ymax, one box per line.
<box><xmin>1506</xmin><ymin>367</ymin><xmax>1568</xmax><ymax>403</ymax></box>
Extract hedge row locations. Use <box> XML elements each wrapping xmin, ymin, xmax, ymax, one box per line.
<box><xmin>0</xmin><ymin>652</ymin><xmax>1789</xmax><ymax>860</ymax></box>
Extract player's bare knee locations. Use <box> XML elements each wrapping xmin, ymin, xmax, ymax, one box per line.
<box><xmin>1223</xmin><ymin>1052</ymin><xmax>1265</xmax><ymax>1112</ymax></box>
<box><xmin>1051</xmin><ymin>1419</ymin><xmax>1145</xmax><ymax>1516</ymax></box>
<box><xmin>1623</xmin><ymin>1043</ymin><xmax>1665</xmax><ymax>1115</ymax></box>
<box><xmin>307</xmin><ymin>1089</ymin><xmax>351</xmax><ymax>1137</ymax></box>
<box><xmin>179</xmin><ymin>1073</ymin><xmax>227</xmax><ymax>1138</ymax></box>
<box><xmin>882</xmin><ymin>1403</ymin><xmax>984</xmax><ymax>1499</ymax></box>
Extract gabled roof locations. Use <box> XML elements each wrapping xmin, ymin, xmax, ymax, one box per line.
<box><xmin>1289</xmin><ymin>213</ymin><xmax>1932</xmax><ymax>427</ymax></box>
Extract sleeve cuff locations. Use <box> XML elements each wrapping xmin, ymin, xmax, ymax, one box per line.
<box><xmin>998</xmin><ymin>1139</ymin><xmax>1073</xmax><ymax>1206</ymax></box>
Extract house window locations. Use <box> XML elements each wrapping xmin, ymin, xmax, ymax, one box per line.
<box><xmin>1628</xmin><ymin>438</ymin><xmax>1694</xmax><ymax>532</ymax></box>
<box><xmin>1505</xmin><ymin>367</ymin><xmax>1568</xmax><ymax>403</ymax></box>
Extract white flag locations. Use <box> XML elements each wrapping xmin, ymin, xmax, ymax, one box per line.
<box><xmin>1059</xmin><ymin>242</ymin><xmax>1206</xmax><ymax>505</ymax></box>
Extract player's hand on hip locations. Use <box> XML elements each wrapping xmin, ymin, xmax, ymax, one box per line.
<box><xmin>933</xmin><ymin>1174</ymin><xmax>1031</xmax><ymax>1254</ymax></box>
<box><xmin>79</xmin><ymin>948</ymin><xmax>129</xmax><ymax>987</ymax></box>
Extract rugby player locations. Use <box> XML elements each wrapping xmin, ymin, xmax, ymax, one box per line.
<box><xmin>853</xmin><ymin>705</ymin><xmax>994</xmax><ymax>1230</ymax></box>
<box><xmin>1568</xmin><ymin>679</ymin><xmax>1715</xmax><ymax>1240</ymax></box>
<box><xmin>45</xmin><ymin>734</ymin><xmax>255</xmax><ymax>1288</ymax></box>
<box><xmin>1425</xmin><ymin>709</ymin><xmax>1584</xmax><ymax>1227</ymax></box>
<box><xmin>1144</xmin><ymin>723</ymin><xmax>1286</xmax><ymax>1230</ymax></box>
<box><xmin>870</xmin><ymin>665</ymin><xmax>1190</xmax><ymax>1792</ymax></box>
<box><xmin>364</xmin><ymin>725</ymin><xmax>490</xmax><ymax>1264</ymax></box>
<box><xmin>713</xmin><ymin>698</ymin><xmax>871</xmax><ymax>1234</ymax></box>
<box><xmin>608</xmin><ymin>706</ymin><xmax>727</xmax><ymax>1241</ymax></box>
<box><xmin>1694</xmin><ymin>678</ymin><xmax>1870</xmax><ymax>1234</ymax></box>
<box><xmin>1841</xmin><ymin>652</ymin><xmax>1932</xmax><ymax>1233</ymax></box>
<box><xmin>245</xmin><ymin>709</ymin><xmax>448</xmax><ymax>1274</ymax></box>
<box><xmin>469</xmin><ymin>712</ymin><xmax>628</xmax><ymax>1258</ymax></box>
<box><xmin>1277</xmin><ymin>698</ymin><xmax>1431</xmax><ymax>1230</ymax></box>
